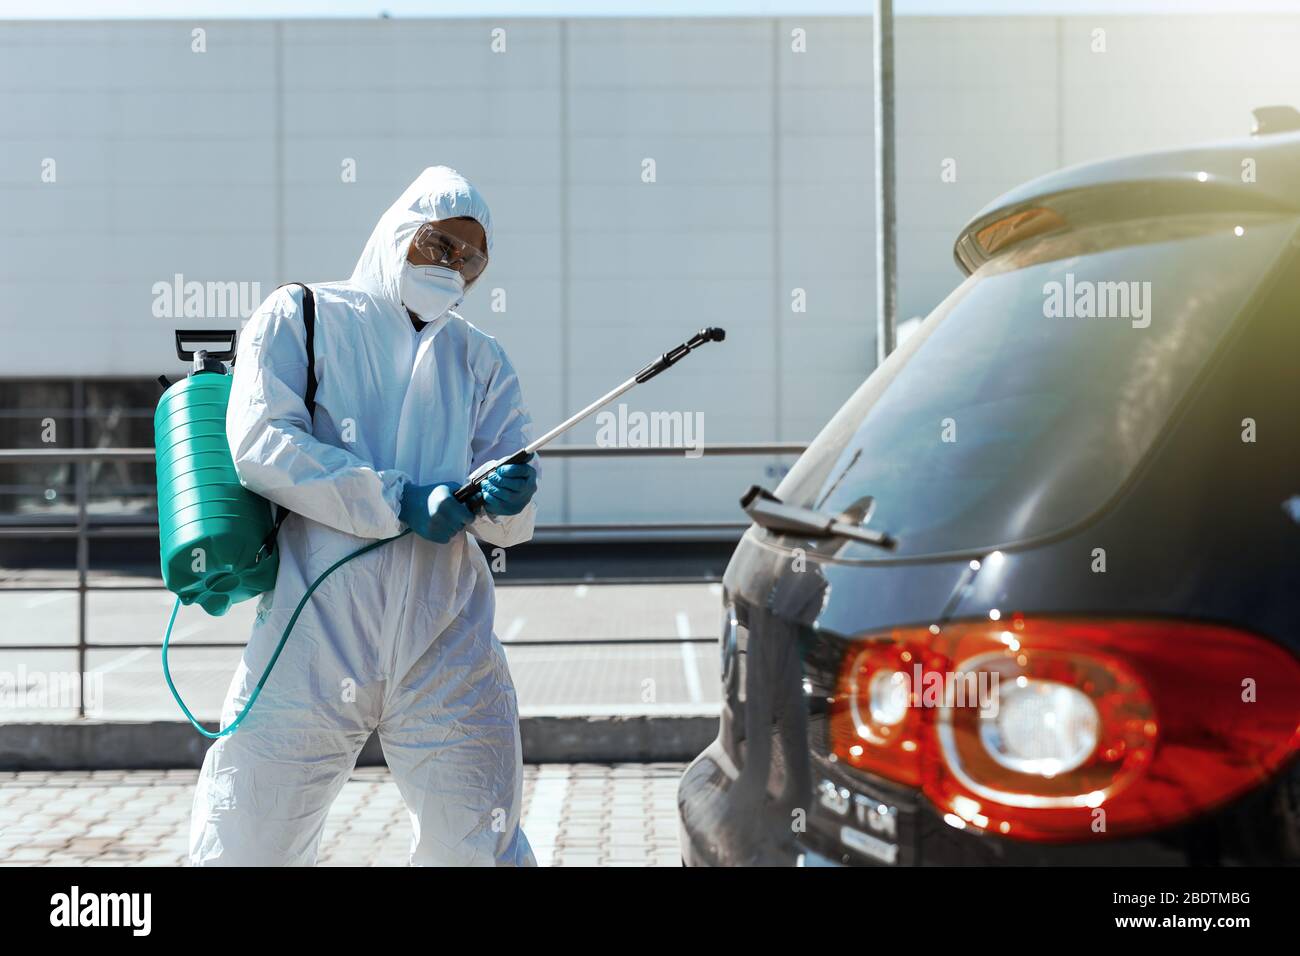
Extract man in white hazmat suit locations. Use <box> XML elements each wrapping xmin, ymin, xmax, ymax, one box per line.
<box><xmin>190</xmin><ymin>166</ymin><xmax>539</xmax><ymax>866</ymax></box>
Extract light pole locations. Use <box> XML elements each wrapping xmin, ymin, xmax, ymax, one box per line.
<box><xmin>874</xmin><ymin>0</ymin><xmax>897</xmax><ymax>367</ymax></box>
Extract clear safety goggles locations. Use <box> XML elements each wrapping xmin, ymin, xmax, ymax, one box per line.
<box><xmin>409</xmin><ymin>223</ymin><xmax>489</xmax><ymax>284</ymax></box>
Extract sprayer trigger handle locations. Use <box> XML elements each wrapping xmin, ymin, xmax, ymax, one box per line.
<box><xmin>453</xmin><ymin>449</ymin><xmax>534</xmax><ymax>511</ymax></box>
<box><xmin>467</xmin><ymin>458</ymin><xmax>499</xmax><ymax>487</ymax></box>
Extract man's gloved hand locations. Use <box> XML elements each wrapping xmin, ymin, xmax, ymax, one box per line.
<box><xmin>400</xmin><ymin>481</ymin><xmax>474</xmax><ymax>544</ymax></box>
<box><xmin>480</xmin><ymin>456</ymin><xmax>539</xmax><ymax>517</ymax></box>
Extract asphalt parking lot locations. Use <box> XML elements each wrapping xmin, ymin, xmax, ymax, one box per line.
<box><xmin>0</xmin><ymin>581</ymin><xmax>724</xmax><ymax>720</ymax></box>
<box><xmin>0</xmin><ymin>569</ymin><xmax>711</xmax><ymax>867</ymax></box>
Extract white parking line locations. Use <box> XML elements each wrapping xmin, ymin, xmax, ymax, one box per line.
<box><xmin>676</xmin><ymin>612</ymin><xmax>703</xmax><ymax>704</ymax></box>
<box><xmin>91</xmin><ymin>647</ymin><xmax>154</xmax><ymax>676</ymax></box>
<box><xmin>165</xmin><ymin>618</ymin><xmax>209</xmax><ymax>641</ymax></box>
<box><xmin>521</xmin><ymin>766</ymin><xmax>569</xmax><ymax>867</ymax></box>
<box><xmin>675</xmin><ymin>611</ymin><xmax>691</xmax><ymax>639</ymax></box>
<box><xmin>501</xmin><ymin>617</ymin><xmax>526</xmax><ymax>641</ymax></box>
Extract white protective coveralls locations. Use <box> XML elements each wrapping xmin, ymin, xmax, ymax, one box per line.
<box><xmin>190</xmin><ymin>167</ymin><xmax>537</xmax><ymax>866</ymax></box>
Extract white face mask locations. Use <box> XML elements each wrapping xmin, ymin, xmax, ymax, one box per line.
<box><xmin>400</xmin><ymin>263</ymin><xmax>465</xmax><ymax>320</ymax></box>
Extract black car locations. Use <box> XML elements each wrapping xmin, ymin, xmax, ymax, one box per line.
<box><xmin>679</xmin><ymin>116</ymin><xmax>1300</xmax><ymax>866</ymax></box>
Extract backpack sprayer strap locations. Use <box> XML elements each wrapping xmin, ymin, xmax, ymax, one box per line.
<box><xmin>255</xmin><ymin>282</ymin><xmax>317</xmax><ymax>563</ymax></box>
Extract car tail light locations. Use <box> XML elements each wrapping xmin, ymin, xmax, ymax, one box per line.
<box><xmin>829</xmin><ymin>618</ymin><xmax>1300</xmax><ymax>842</ymax></box>
<box><xmin>828</xmin><ymin>640</ymin><xmax>923</xmax><ymax>785</ymax></box>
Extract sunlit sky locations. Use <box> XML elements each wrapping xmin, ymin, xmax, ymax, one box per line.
<box><xmin>3</xmin><ymin>0</ymin><xmax>1300</xmax><ymax>18</ymax></box>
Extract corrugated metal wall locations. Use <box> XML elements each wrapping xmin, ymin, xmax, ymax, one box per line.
<box><xmin>2</xmin><ymin>15</ymin><xmax>1296</xmax><ymax>523</ymax></box>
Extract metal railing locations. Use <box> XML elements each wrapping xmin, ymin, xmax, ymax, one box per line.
<box><xmin>0</xmin><ymin>443</ymin><xmax>806</xmax><ymax>716</ymax></box>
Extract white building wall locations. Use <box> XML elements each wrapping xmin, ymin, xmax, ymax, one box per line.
<box><xmin>0</xmin><ymin>15</ymin><xmax>1295</xmax><ymax>525</ymax></box>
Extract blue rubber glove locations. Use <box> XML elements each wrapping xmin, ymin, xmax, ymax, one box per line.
<box><xmin>400</xmin><ymin>481</ymin><xmax>474</xmax><ymax>544</ymax></box>
<box><xmin>480</xmin><ymin>457</ymin><xmax>539</xmax><ymax>517</ymax></box>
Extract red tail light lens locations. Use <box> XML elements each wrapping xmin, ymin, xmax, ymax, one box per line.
<box><xmin>828</xmin><ymin>641</ymin><xmax>923</xmax><ymax>786</ymax></box>
<box><xmin>829</xmin><ymin>618</ymin><xmax>1300</xmax><ymax>842</ymax></box>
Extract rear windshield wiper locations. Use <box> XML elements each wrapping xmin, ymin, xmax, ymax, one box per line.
<box><xmin>740</xmin><ymin>485</ymin><xmax>896</xmax><ymax>550</ymax></box>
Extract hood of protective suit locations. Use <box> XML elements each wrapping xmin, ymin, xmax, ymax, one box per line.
<box><xmin>349</xmin><ymin>165</ymin><xmax>494</xmax><ymax>311</ymax></box>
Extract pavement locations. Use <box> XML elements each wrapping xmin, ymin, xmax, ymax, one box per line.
<box><xmin>0</xmin><ymin>763</ymin><xmax>687</xmax><ymax>867</ymax></box>
<box><xmin>0</xmin><ymin>572</ymin><xmax>707</xmax><ymax>863</ymax></box>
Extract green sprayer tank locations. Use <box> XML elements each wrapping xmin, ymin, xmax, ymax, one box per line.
<box><xmin>155</xmin><ymin>346</ymin><xmax>278</xmax><ymax>616</ymax></box>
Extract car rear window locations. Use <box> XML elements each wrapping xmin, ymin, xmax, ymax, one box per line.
<box><xmin>776</xmin><ymin>214</ymin><xmax>1297</xmax><ymax>559</ymax></box>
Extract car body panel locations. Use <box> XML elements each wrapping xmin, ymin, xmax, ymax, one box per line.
<box><xmin>680</xmin><ymin>129</ymin><xmax>1300</xmax><ymax>866</ymax></box>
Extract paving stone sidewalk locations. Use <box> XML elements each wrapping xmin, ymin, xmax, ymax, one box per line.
<box><xmin>0</xmin><ymin>763</ymin><xmax>686</xmax><ymax>867</ymax></box>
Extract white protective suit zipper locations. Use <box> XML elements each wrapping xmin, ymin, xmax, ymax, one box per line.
<box><xmin>381</xmin><ymin>314</ymin><xmax>439</xmax><ymax>694</ymax></box>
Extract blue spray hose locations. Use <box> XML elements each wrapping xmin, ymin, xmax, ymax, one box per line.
<box><xmin>162</xmin><ymin>528</ymin><xmax>412</xmax><ymax>739</ymax></box>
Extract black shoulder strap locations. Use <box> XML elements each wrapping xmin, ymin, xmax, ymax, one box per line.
<box><xmin>259</xmin><ymin>281</ymin><xmax>318</xmax><ymax>560</ymax></box>
<box><xmin>278</xmin><ymin>281</ymin><xmax>317</xmax><ymax>421</ymax></box>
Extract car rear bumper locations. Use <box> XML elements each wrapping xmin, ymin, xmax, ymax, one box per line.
<box><xmin>677</xmin><ymin>741</ymin><xmax>815</xmax><ymax>867</ymax></box>
<box><xmin>679</xmin><ymin>736</ymin><xmax>1300</xmax><ymax>867</ymax></box>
